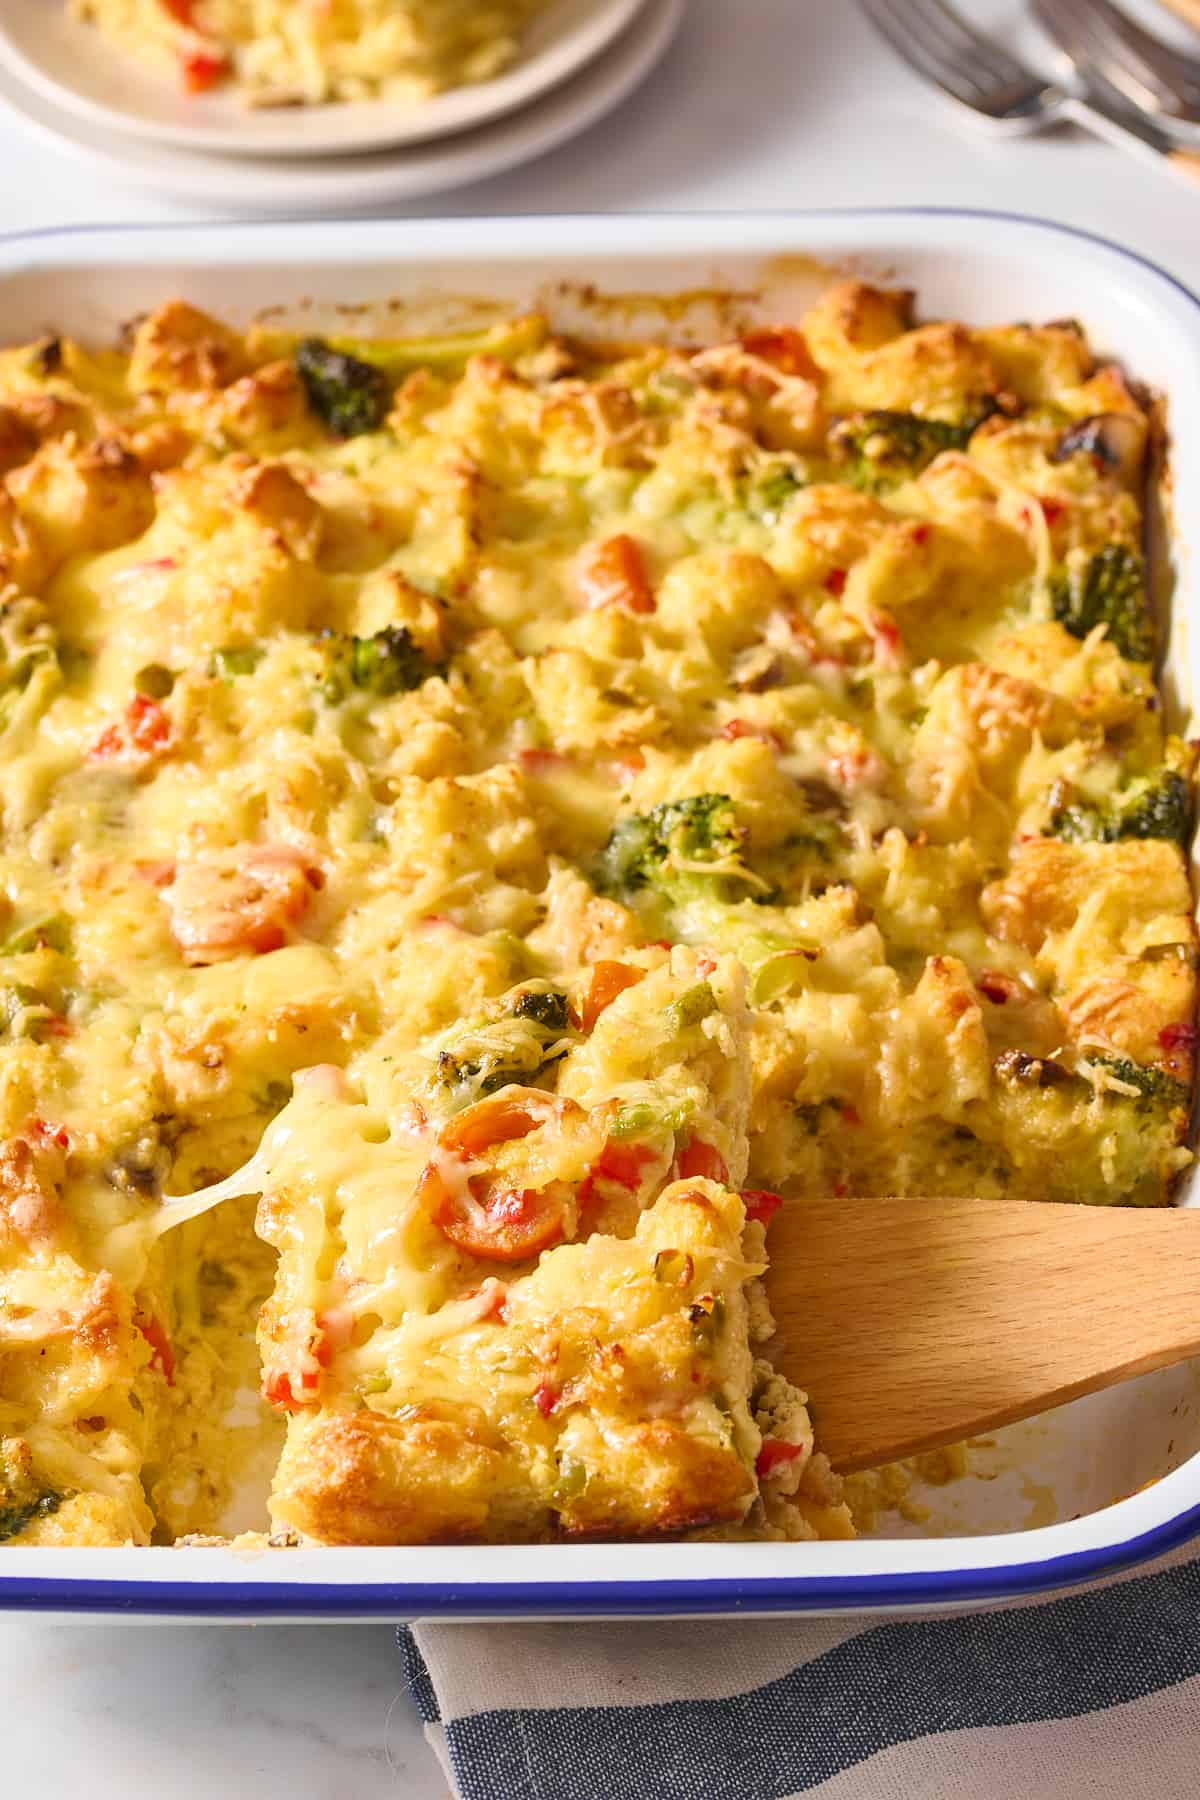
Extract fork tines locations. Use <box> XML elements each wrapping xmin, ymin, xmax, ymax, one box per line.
<box><xmin>859</xmin><ymin>0</ymin><xmax>1044</xmax><ymax>115</ymax></box>
<box><xmin>1034</xmin><ymin>0</ymin><xmax>1200</xmax><ymax>121</ymax></box>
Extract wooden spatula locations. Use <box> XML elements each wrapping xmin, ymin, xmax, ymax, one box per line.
<box><xmin>764</xmin><ymin>1195</ymin><xmax>1200</xmax><ymax>1472</ymax></box>
<box><xmin>1158</xmin><ymin>0</ymin><xmax>1200</xmax><ymax>28</ymax></box>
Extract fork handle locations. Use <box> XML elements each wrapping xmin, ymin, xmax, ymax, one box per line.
<box><xmin>1066</xmin><ymin>93</ymin><xmax>1200</xmax><ymax>183</ymax></box>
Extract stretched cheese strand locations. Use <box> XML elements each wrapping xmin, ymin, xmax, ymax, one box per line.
<box><xmin>100</xmin><ymin>1068</ymin><xmax>350</xmax><ymax>1290</ymax></box>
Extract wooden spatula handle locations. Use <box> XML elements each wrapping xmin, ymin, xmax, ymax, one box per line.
<box><xmin>1157</xmin><ymin>0</ymin><xmax>1200</xmax><ymax>28</ymax></box>
<box><xmin>765</xmin><ymin>1196</ymin><xmax>1200</xmax><ymax>1473</ymax></box>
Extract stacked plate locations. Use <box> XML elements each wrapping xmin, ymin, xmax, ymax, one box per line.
<box><xmin>0</xmin><ymin>0</ymin><xmax>683</xmax><ymax>210</ymax></box>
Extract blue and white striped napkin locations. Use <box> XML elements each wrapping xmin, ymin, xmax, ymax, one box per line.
<box><xmin>398</xmin><ymin>1544</ymin><xmax>1200</xmax><ymax>1799</ymax></box>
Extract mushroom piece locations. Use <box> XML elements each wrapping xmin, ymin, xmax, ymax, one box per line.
<box><xmin>993</xmin><ymin>1049</ymin><xmax>1072</xmax><ymax>1089</ymax></box>
<box><xmin>1051</xmin><ymin>413</ymin><xmax>1144</xmax><ymax>485</ymax></box>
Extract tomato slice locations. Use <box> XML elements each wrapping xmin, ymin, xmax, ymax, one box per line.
<box><xmin>720</xmin><ymin>718</ymin><xmax>783</xmax><ymax>751</ymax></box>
<box><xmin>259</xmin><ymin>1304</ymin><xmax>332</xmax><ymax>1412</ymax></box>
<box><xmin>742</xmin><ymin>1188</ymin><xmax>783</xmax><ymax>1227</ymax></box>
<box><xmin>594</xmin><ymin>1140</ymin><xmax>658</xmax><ymax>1189</ymax></box>
<box><xmin>422</xmin><ymin>1088</ymin><xmax>581</xmax><ymax>1264</ymax></box>
<box><xmin>261</xmin><ymin>1345</ymin><xmax>324</xmax><ymax>1413</ymax></box>
<box><xmin>576</xmin><ymin>1138</ymin><xmax>662</xmax><ymax>1227</ymax></box>
<box><xmin>90</xmin><ymin>695</ymin><xmax>171</xmax><ymax>763</ymax></box>
<box><xmin>578</xmin><ymin>534</ymin><xmax>655</xmax><ymax>614</ymax></box>
<box><xmin>137</xmin><ymin>1314</ymin><xmax>175</xmax><ymax>1386</ymax></box>
<box><xmin>128</xmin><ymin>694</ymin><xmax>171</xmax><ymax>752</ymax></box>
<box><xmin>28</xmin><ymin>1119</ymin><xmax>70</xmax><ymax>1152</ymax></box>
<box><xmin>756</xmin><ymin>1437</ymin><xmax>805</xmax><ymax>1478</ymax></box>
<box><xmin>581</xmin><ymin>960</ymin><xmax>644</xmax><ymax>1032</ymax></box>
<box><xmin>262</xmin><ymin>1370</ymin><xmax>314</xmax><ymax>1414</ymax></box>
<box><xmin>182</xmin><ymin>50</ymin><xmax>230</xmax><ymax>92</ymax></box>
<box><xmin>432</xmin><ymin>1178</ymin><xmax>571</xmax><ymax>1263</ymax></box>
<box><xmin>677</xmin><ymin>1137</ymin><xmax>729</xmax><ymax>1184</ymax></box>
<box><xmin>518</xmin><ymin>748</ymin><xmax>568</xmax><ymax>776</ymax></box>
<box><xmin>440</xmin><ymin>1088</ymin><xmax>562</xmax><ymax>1157</ymax></box>
<box><xmin>610</xmin><ymin>747</ymin><xmax>646</xmax><ymax>783</ymax></box>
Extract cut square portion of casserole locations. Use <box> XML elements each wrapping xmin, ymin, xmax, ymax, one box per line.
<box><xmin>244</xmin><ymin>948</ymin><xmax>829</xmax><ymax>1542</ymax></box>
<box><xmin>270</xmin><ymin>1176</ymin><xmax>765</xmax><ymax>1544</ymax></box>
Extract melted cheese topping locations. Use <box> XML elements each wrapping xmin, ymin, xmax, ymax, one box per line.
<box><xmin>0</xmin><ymin>282</ymin><xmax>1192</xmax><ymax>1546</ymax></box>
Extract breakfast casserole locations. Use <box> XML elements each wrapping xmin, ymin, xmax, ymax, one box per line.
<box><xmin>69</xmin><ymin>0</ymin><xmax>550</xmax><ymax>104</ymax></box>
<box><xmin>0</xmin><ymin>278</ymin><xmax>1193</xmax><ymax>1548</ymax></box>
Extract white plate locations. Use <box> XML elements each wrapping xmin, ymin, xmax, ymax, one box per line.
<box><xmin>0</xmin><ymin>212</ymin><xmax>1199</xmax><ymax>1620</ymax></box>
<box><xmin>0</xmin><ymin>0</ymin><xmax>682</xmax><ymax>211</ymax></box>
<box><xmin>0</xmin><ymin>0</ymin><xmax>645</xmax><ymax>160</ymax></box>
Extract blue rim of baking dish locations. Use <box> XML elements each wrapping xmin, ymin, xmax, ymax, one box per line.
<box><xmin>5</xmin><ymin>1496</ymin><xmax>1200</xmax><ymax>1615</ymax></box>
<box><xmin>0</xmin><ymin>205</ymin><xmax>1197</xmax><ymax>1616</ymax></box>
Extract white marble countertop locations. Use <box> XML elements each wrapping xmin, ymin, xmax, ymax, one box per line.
<box><xmin>0</xmin><ymin>1622</ymin><xmax>438</xmax><ymax>1797</ymax></box>
<box><xmin>2</xmin><ymin>1</ymin><xmax>1200</xmax><ymax>1794</ymax></box>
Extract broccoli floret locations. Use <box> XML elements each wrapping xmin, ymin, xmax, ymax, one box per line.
<box><xmin>745</xmin><ymin>463</ymin><xmax>806</xmax><ymax>522</ymax></box>
<box><xmin>512</xmin><ymin>988</ymin><xmax>571</xmax><ymax>1033</ymax></box>
<box><xmin>782</xmin><ymin>820</ymin><xmax>843</xmax><ymax>862</ymax></box>
<box><xmin>1049</xmin><ymin>769</ymin><xmax>1190</xmax><ymax>845</ymax></box>
<box><xmin>349</xmin><ymin>627</ymin><xmax>434</xmax><ymax>696</ymax></box>
<box><xmin>295</xmin><ymin>338</ymin><xmax>391</xmax><ymax>438</ymax></box>
<box><xmin>829</xmin><ymin>408</ymin><xmax>984</xmax><ymax>492</ymax></box>
<box><xmin>434</xmin><ymin>1035</ymin><xmax>566</xmax><ymax>1104</ymax></box>
<box><xmin>434</xmin><ymin>1050</ymin><xmax>511</xmax><ymax>1099</ymax></box>
<box><xmin>1079</xmin><ymin>1054</ymin><xmax>1192</xmax><ymax>1205</ymax></box>
<box><xmin>1087</xmin><ymin>1054</ymin><xmax>1190</xmax><ymax>1114</ymax></box>
<box><xmin>322</xmin><ymin>626</ymin><xmax>441</xmax><ymax>702</ymax></box>
<box><xmin>433</xmin><ymin>990</ymin><xmax>574</xmax><ymax>1107</ymax></box>
<box><xmin>598</xmin><ymin>814</ymin><xmax>662</xmax><ymax>894</ymax></box>
<box><xmin>598</xmin><ymin>794</ymin><xmax>743</xmax><ymax>898</ymax></box>
<box><xmin>1048</xmin><ymin>543</ymin><xmax>1152</xmax><ymax>662</ymax></box>
<box><xmin>0</xmin><ymin>1489</ymin><xmax>62</xmax><ymax>1543</ymax></box>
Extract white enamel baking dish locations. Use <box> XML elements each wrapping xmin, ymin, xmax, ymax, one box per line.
<box><xmin>2</xmin><ymin>210</ymin><xmax>1199</xmax><ymax>1622</ymax></box>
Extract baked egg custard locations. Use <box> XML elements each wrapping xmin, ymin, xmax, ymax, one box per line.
<box><xmin>0</xmin><ymin>281</ymin><xmax>1193</xmax><ymax>1547</ymax></box>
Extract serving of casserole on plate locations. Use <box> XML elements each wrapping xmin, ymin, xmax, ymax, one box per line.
<box><xmin>69</xmin><ymin>0</ymin><xmax>552</xmax><ymax>104</ymax></box>
<box><xmin>0</xmin><ymin>0</ymin><xmax>653</xmax><ymax>169</ymax></box>
<box><xmin>0</xmin><ymin>213</ymin><xmax>1199</xmax><ymax>1618</ymax></box>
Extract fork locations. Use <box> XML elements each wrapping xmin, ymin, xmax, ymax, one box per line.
<box><xmin>859</xmin><ymin>0</ymin><xmax>1200</xmax><ymax>184</ymax></box>
<box><xmin>1035</xmin><ymin>0</ymin><xmax>1200</xmax><ymax>130</ymax></box>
